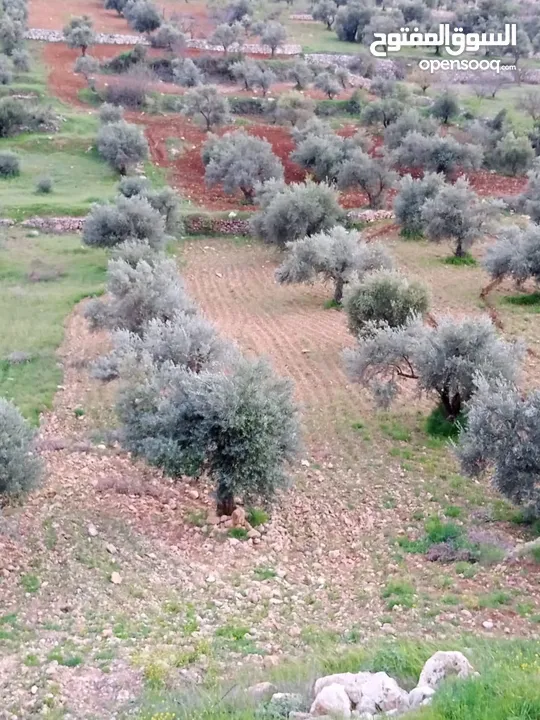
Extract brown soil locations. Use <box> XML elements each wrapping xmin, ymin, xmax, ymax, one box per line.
<box><xmin>30</xmin><ymin>0</ymin><xmax>215</xmax><ymax>36</ymax></box>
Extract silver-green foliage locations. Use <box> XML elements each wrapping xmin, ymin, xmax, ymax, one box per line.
<box><xmin>458</xmin><ymin>377</ymin><xmax>540</xmax><ymax>517</ymax></box>
<box><xmin>251</xmin><ymin>179</ymin><xmax>342</xmax><ymax>248</ymax></box>
<box><xmin>117</xmin><ymin>358</ymin><xmax>300</xmax><ymax>512</ymax></box>
<box><xmin>0</xmin><ymin>398</ymin><xmax>42</xmax><ymax>497</ymax></box>
<box><xmin>392</xmin><ymin>131</ymin><xmax>482</xmax><ymax>179</ymax></box>
<box><xmin>92</xmin><ymin>312</ymin><xmax>233</xmax><ymax>380</ymax></box>
<box><xmin>85</xmin><ymin>253</ymin><xmax>194</xmax><ymax>334</ymax></box>
<box><xmin>521</xmin><ymin>163</ymin><xmax>540</xmax><ymax>224</ymax></box>
<box><xmin>491</xmin><ymin>131</ymin><xmax>534</xmax><ymax>176</ymax></box>
<box><xmin>63</xmin><ymin>15</ymin><xmax>95</xmax><ymax>54</ymax></box>
<box><xmin>99</xmin><ymin>102</ymin><xmax>124</xmax><ymax>124</ymax></box>
<box><xmin>96</xmin><ymin>120</ymin><xmax>149</xmax><ymax>174</ymax></box>
<box><xmin>393</xmin><ymin>172</ymin><xmax>445</xmax><ymax>238</ymax></box>
<box><xmin>344</xmin><ymin>270</ymin><xmax>430</xmax><ymax>336</ymax></box>
<box><xmin>338</xmin><ymin>149</ymin><xmax>397</xmax><ymax>209</ymax></box>
<box><xmin>202</xmin><ymin>130</ymin><xmax>284</xmax><ymax>201</ymax></box>
<box><xmin>421</xmin><ymin>177</ymin><xmax>497</xmax><ymax>257</ymax></box>
<box><xmin>83</xmin><ymin>195</ymin><xmax>166</xmax><ymax>248</ymax></box>
<box><xmin>344</xmin><ymin>315</ymin><xmax>521</xmax><ymax>418</ymax></box>
<box><xmin>172</xmin><ymin>57</ymin><xmax>204</xmax><ymax>87</ymax></box>
<box><xmin>483</xmin><ymin>223</ymin><xmax>540</xmax><ymax>283</ymax></box>
<box><xmin>383</xmin><ymin>108</ymin><xmax>438</xmax><ymax>150</ymax></box>
<box><xmin>276</xmin><ymin>226</ymin><xmax>392</xmax><ymax>304</ymax></box>
<box><xmin>181</xmin><ymin>85</ymin><xmax>230</xmax><ymax>131</ymax></box>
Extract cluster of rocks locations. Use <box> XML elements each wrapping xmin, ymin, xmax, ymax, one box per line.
<box><xmin>205</xmin><ymin>506</ymin><xmax>266</xmax><ymax>544</ymax></box>
<box><xmin>246</xmin><ymin>651</ymin><xmax>478</xmax><ymax>718</ymax></box>
<box><xmin>24</xmin><ymin>28</ymin><xmax>301</xmax><ymax>55</ymax></box>
<box><xmin>348</xmin><ymin>209</ymin><xmax>394</xmax><ymax>224</ymax></box>
<box><xmin>184</xmin><ymin>214</ymin><xmax>251</xmax><ymax>236</ymax></box>
<box><xmin>19</xmin><ymin>216</ymin><xmax>85</xmax><ymax>233</ymax></box>
<box><xmin>289</xmin><ymin>13</ymin><xmax>315</xmax><ymax>21</ymax></box>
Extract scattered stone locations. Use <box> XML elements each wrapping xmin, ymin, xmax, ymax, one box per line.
<box><xmin>231</xmin><ymin>507</ymin><xmax>247</xmax><ymax>528</ymax></box>
<box><xmin>310</xmin><ymin>683</ymin><xmax>351</xmax><ymax>718</ymax></box>
<box><xmin>106</xmin><ymin>543</ymin><xmax>117</xmax><ymax>554</ymax></box>
<box><xmin>110</xmin><ymin>572</ymin><xmax>122</xmax><ymax>585</ymax></box>
<box><xmin>245</xmin><ymin>681</ymin><xmax>277</xmax><ymax>703</ymax></box>
<box><xmin>482</xmin><ymin>620</ymin><xmax>494</xmax><ymax>630</ymax></box>
<box><xmin>418</xmin><ymin>651</ymin><xmax>477</xmax><ymax>690</ymax></box>
<box><xmin>88</xmin><ymin>524</ymin><xmax>98</xmax><ymax>537</ymax></box>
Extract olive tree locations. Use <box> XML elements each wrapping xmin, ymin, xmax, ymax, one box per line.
<box><xmin>0</xmin><ymin>398</ymin><xmax>42</xmax><ymax>498</ymax></box>
<box><xmin>117</xmin><ymin>358</ymin><xmax>300</xmax><ymax>515</ymax></box>
<box><xmin>520</xmin><ymin>162</ymin><xmax>540</xmax><ymax>223</ymax></box>
<box><xmin>63</xmin><ymin>15</ymin><xmax>95</xmax><ymax>56</ymax></box>
<box><xmin>361</xmin><ymin>98</ymin><xmax>405</xmax><ymax>128</ymax></box>
<box><xmin>338</xmin><ymin>149</ymin><xmax>397</xmax><ymax>209</ymax></box>
<box><xmin>288</xmin><ymin>59</ymin><xmax>312</xmax><ymax>90</ymax></box>
<box><xmin>314</xmin><ymin>71</ymin><xmax>341</xmax><ymax>99</ymax></box>
<box><xmin>275</xmin><ymin>91</ymin><xmax>314</xmax><ymax>127</ymax></box>
<box><xmin>430</xmin><ymin>90</ymin><xmax>460</xmax><ymax>124</ymax></box>
<box><xmin>210</xmin><ymin>22</ymin><xmax>243</xmax><ymax>54</ymax></box>
<box><xmin>344</xmin><ymin>270</ymin><xmax>430</xmax><ymax>336</ymax></box>
<box><xmin>344</xmin><ymin>314</ymin><xmax>521</xmax><ymax>420</ymax></box>
<box><xmin>151</xmin><ymin>22</ymin><xmax>186</xmax><ymax>52</ymax></box>
<box><xmin>291</xmin><ymin>132</ymin><xmax>350</xmax><ymax>183</ymax></box>
<box><xmin>250</xmin><ymin>65</ymin><xmax>275</xmax><ymax>96</ymax></box>
<box><xmin>105</xmin><ymin>0</ymin><xmax>127</xmax><ymax>15</ymax></box>
<box><xmin>313</xmin><ymin>0</ymin><xmax>338</xmax><ymax>29</ymax></box>
<box><xmin>124</xmin><ymin>0</ymin><xmax>162</xmax><ymax>33</ymax></box>
<box><xmin>83</xmin><ymin>195</ymin><xmax>166</xmax><ymax>249</ymax></box>
<box><xmin>172</xmin><ymin>58</ymin><xmax>204</xmax><ymax>87</ymax></box>
<box><xmin>96</xmin><ymin>120</ymin><xmax>149</xmax><ymax>174</ymax></box>
<box><xmin>202</xmin><ymin>130</ymin><xmax>284</xmax><ymax>202</ymax></box>
<box><xmin>261</xmin><ymin>21</ymin><xmax>287</xmax><ymax>57</ymax></box>
<box><xmin>421</xmin><ymin>178</ymin><xmax>498</xmax><ymax>257</ymax></box>
<box><xmin>181</xmin><ymin>85</ymin><xmax>230</xmax><ymax>131</ymax></box>
<box><xmin>74</xmin><ymin>55</ymin><xmax>100</xmax><ymax>89</ymax></box>
<box><xmin>393</xmin><ymin>172</ymin><xmax>445</xmax><ymax>238</ymax></box>
<box><xmin>383</xmin><ymin>108</ymin><xmax>438</xmax><ymax>150</ymax></box>
<box><xmin>483</xmin><ymin>223</ymin><xmax>540</xmax><ymax>285</ymax></box>
<box><xmin>458</xmin><ymin>377</ymin><xmax>540</xmax><ymax>520</ymax></box>
<box><xmin>276</xmin><ymin>226</ymin><xmax>392</xmax><ymax>305</ymax></box>
<box><xmin>0</xmin><ymin>14</ymin><xmax>24</xmax><ymax>55</ymax></box>
<box><xmin>92</xmin><ymin>311</ymin><xmax>234</xmax><ymax>381</ymax></box>
<box><xmin>85</xmin><ymin>253</ymin><xmax>194</xmax><ymax>334</ymax></box>
<box><xmin>393</xmin><ymin>131</ymin><xmax>483</xmax><ymax>179</ymax></box>
<box><xmin>491</xmin><ymin>131</ymin><xmax>534</xmax><ymax>176</ymax></box>
<box><xmin>251</xmin><ymin>179</ymin><xmax>342</xmax><ymax>248</ymax></box>
<box><xmin>99</xmin><ymin>102</ymin><xmax>124</xmax><ymax>124</ymax></box>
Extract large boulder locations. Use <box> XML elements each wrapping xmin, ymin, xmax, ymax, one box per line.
<box><xmin>310</xmin><ymin>683</ymin><xmax>352</xmax><ymax>718</ymax></box>
<box><xmin>408</xmin><ymin>684</ymin><xmax>436</xmax><ymax>709</ymax></box>
<box><xmin>418</xmin><ymin>651</ymin><xmax>477</xmax><ymax>690</ymax></box>
<box><xmin>355</xmin><ymin>673</ymin><xmax>409</xmax><ymax>715</ymax></box>
<box><xmin>313</xmin><ymin>672</ymin><xmax>372</xmax><ymax>705</ymax></box>
<box><xmin>245</xmin><ymin>681</ymin><xmax>278</xmax><ymax>703</ymax></box>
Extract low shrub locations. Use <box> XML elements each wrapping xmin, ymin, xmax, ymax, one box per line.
<box><xmin>35</xmin><ymin>176</ymin><xmax>53</xmax><ymax>194</ymax></box>
<box><xmin>0</xmin><ymin>398</ymin><xmax>43</xmax><ymax>498</ymax></box>
<box><xmin>0</xmin><ymin>151</ymin><xmax>20</xmax><ymax>177</ymax></box>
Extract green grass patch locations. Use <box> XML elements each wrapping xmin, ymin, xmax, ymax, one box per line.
<box><xmin>425</xmin><ymin>406</ymin><xmax>465</xmax><ymax>439</ymax></box>
<box><xmin>227</xmin><ymin>527</ymin><xmax>248</xmax><ymax>540</ymax></box>
<box><xmin>504</xmin><ymin>292</ymin><xmax>540</xmax><ymax>309</ymax></box>
<box><xmin>382</xmin><ymin>579</ymin><xmax>416</xmax><ymax>610</ymax></box>
<box><xmin>246</xmin><ymin>508</ymin><xmax>268</xmax><ymax>527</ymax></box>
<box><xmin>443</xmin><ymin>253</ymin><xmax>478</xmax><ymax>267</ymax></box>
<box><xmin>0</xmin><ymin>229</ymin><xmax>107</xmax><ymax>423</ymax></box>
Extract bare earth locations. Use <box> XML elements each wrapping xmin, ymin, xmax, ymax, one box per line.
<box><xmin>1</xmin><ymin>236</ymin><xmax>539</xmax><ymax>718</ymax></box>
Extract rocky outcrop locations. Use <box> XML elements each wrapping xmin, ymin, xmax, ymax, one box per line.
<box><xmin>245</xmin><ymin>651</ymin><xmax>477</xmax><ymax>718</ymax></box>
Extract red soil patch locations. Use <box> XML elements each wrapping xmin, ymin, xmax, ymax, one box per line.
<box><xmin>30</xmin><ymin>0</ymin><xmax>215</xmax><ymax>36</ymax></box>
<box><xmin>42</xmin><ymin>43</ymin><xmax>529</xmax><ymax>212</ymax></box>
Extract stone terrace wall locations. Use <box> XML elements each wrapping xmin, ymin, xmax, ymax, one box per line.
<box><xmin>24</xmin><ymin>29</ymin><xmax>301</xmax><ymax>55</ymax></box>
